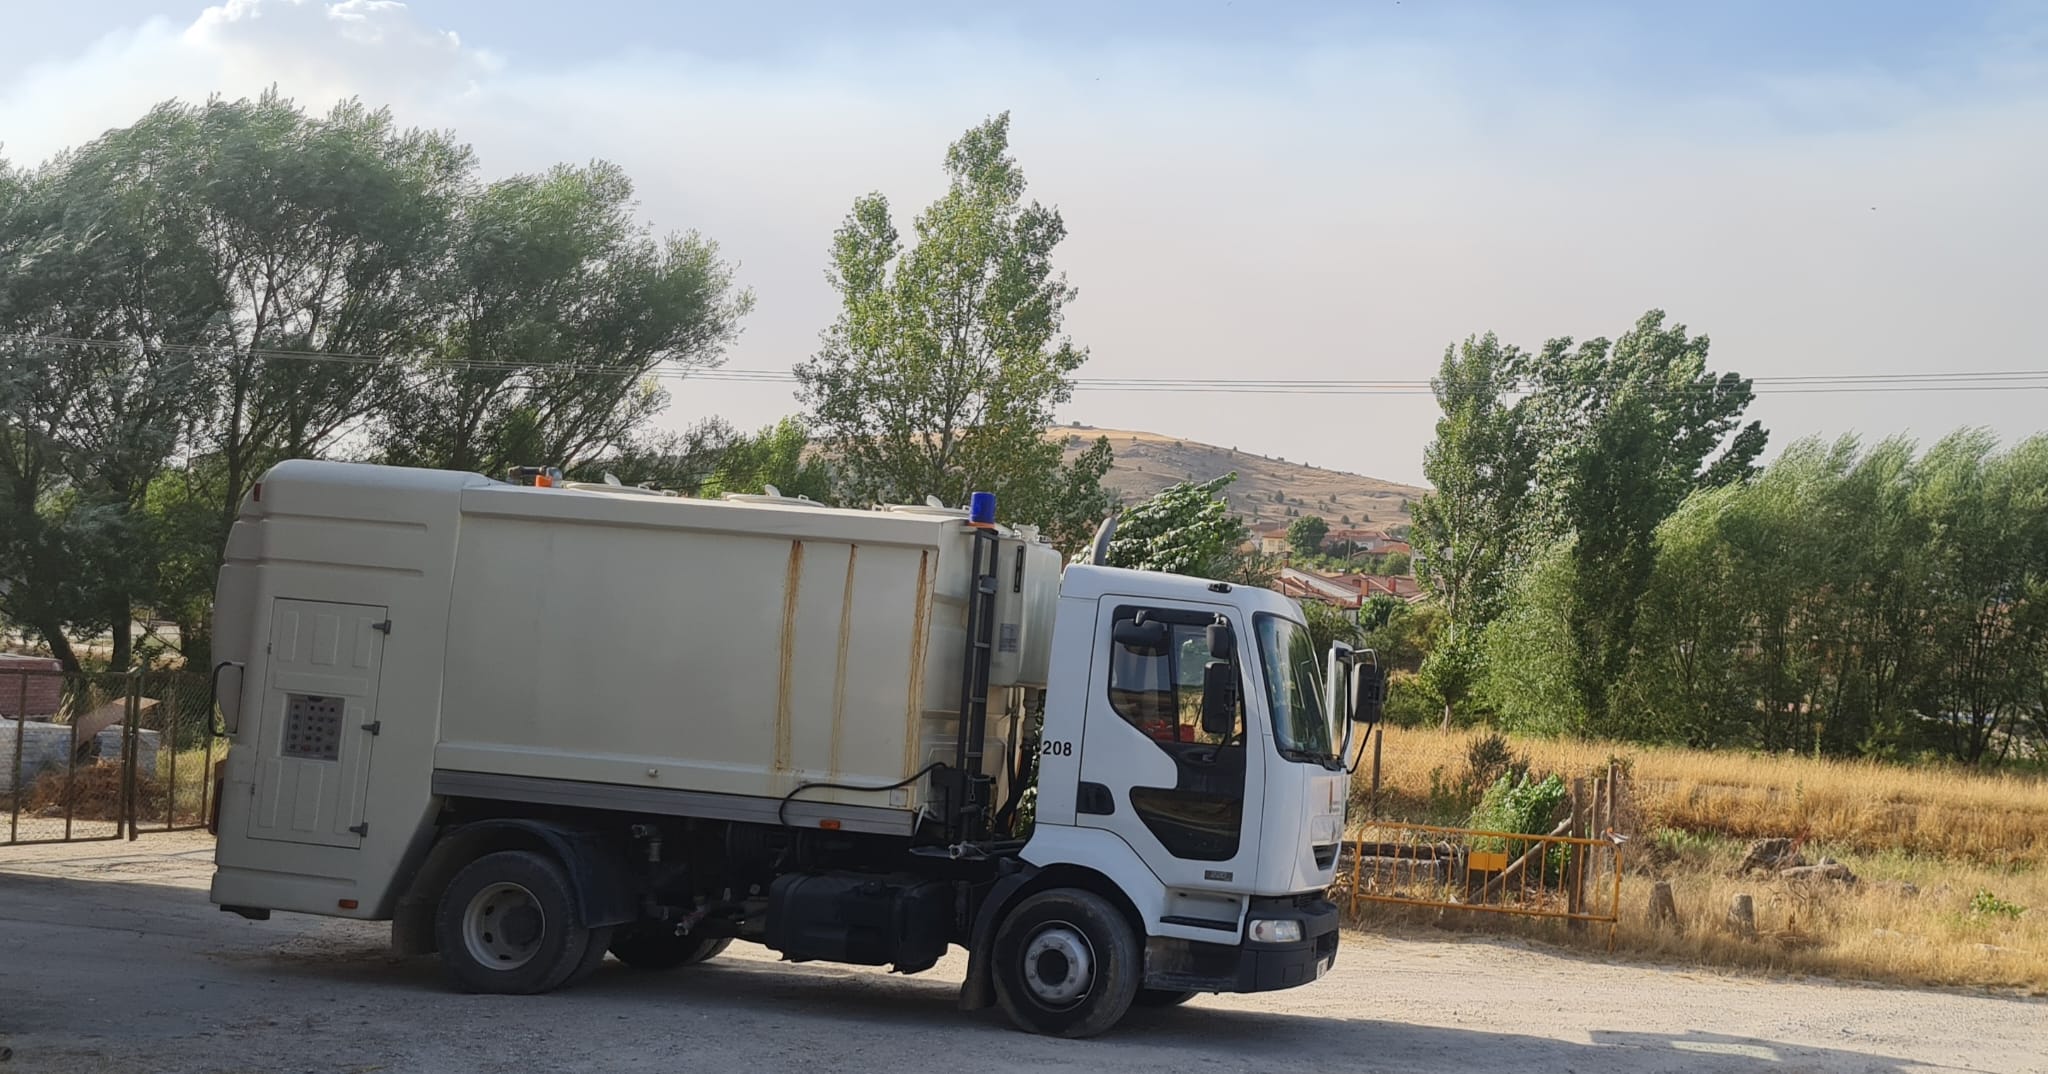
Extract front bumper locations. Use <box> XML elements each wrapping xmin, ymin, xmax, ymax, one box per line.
<box><xmin>1144</xmin><ymin>895</ymin><xmax>1340</xmax><ymax>993</ymax></box>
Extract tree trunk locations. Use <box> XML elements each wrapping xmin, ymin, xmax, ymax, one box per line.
<box><xmin>34</xmin><ymin>618</ymin><xmax>82</xmax><ymax>674</ymax></box>
<box><xmin>178</xmin><ymin>618</ymin><xmax>213</xmax><ymax>674</ymax></box>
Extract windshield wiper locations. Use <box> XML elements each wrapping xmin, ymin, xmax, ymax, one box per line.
<box><xmin>1279</xmin><ymin>746</ymin><xmax>1343</xmax><ymax>768</ymax></box>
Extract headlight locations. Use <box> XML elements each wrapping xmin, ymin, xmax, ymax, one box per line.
<box><xmin>1248</xmin><ymin>918</ymin><xmax>1304</xmax><ymax>944</ymax></box>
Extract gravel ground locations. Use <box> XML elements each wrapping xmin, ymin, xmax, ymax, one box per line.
<box><xmin>1</xmin><ymin>833</ymin><xmax>2041</xmax><ymax>1074</ymax></box>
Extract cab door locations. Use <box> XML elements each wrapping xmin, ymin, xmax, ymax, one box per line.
<box><xmin>1073</xmin><ymin>598</ymin><xmax>1264</xmax><ymax>898</ymax></box>
<box><xmin>246</xmin><ymin>599</ymin><xmax>386</xmax><ymax>848</ymax></box>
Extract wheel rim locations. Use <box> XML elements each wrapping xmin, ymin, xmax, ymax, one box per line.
<box><xmin>462</xmin><ymin>881</ymin><xmax>546</xmax><ymax>971</ymax></box>
<box><xmin>1020</xmin><ymin>921</ymin><xmax>1095</xmax><ymax>1010</ymax></box>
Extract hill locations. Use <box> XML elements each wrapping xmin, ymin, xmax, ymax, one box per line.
<box><xmin>1051</xmin><ymin>426</ymin><xmax>1423</xmax><ymax>532</ymax></box>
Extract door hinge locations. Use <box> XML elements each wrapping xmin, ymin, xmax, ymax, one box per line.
<box><xmin>361</xmin><ymin>721</ymin><xmax>381</xmax><ymax>735</ymax></box>
<box><xmin>348</xmin><ymin>822</ymin><xmax>369</xmax><ymax>837</ymax></box>
<box><xmin>372</xmin><ymin>619</ymin><xmax>392</xmax><ymax>635</ymax></box>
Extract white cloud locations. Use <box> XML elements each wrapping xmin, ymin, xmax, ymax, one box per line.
<box><xmin>182</xmin><ymin>0</ymin><xmax>499</xmax><ymax>96</ymax></box>
<box><xmin>4</xmin><ymin>4</ymin><xmax>2046</xmax><ymax>485</ymax></box>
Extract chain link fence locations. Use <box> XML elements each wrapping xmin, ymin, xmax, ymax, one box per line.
<box><xmin>2</xmin><ymin>664</ymin><xmax>216</xmax><ymax>846</ymax></box>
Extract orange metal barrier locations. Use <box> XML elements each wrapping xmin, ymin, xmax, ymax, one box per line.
<box><xmin>1340</xmin><ymin>820</ymin><xmax>1625</xmax><ymax>947</ymax></box>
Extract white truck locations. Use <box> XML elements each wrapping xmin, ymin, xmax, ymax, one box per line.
<box><xmin>205</xmin><ymin>458</ymin><xmax>1382</xmax><ymax>1037</ymax></box>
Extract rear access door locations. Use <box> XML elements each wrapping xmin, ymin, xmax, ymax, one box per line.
<box><xmin>246</xmin><ymin>599</ymin><xmax>387</xmax><ymax>848</ymax></box>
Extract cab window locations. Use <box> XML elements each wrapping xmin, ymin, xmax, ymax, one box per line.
<box><xmin>1106</xmin><ymin>612</ymin><xmax>1240</xmax><ymax>746</ymax></box>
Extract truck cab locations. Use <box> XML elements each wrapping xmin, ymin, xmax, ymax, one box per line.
<box><xmin>204</xmin><ymin>461</ymin><xmax>1381</xmax><ymax>1038</ymax></box>
<box><xmin>1011</xmin><ymin>565</ymin><xmax>1353</xmax><ymax>1016</ymax></box>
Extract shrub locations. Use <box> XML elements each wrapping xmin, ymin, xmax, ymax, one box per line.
<box><xmin>1468</xmin><ymin>771</ymin><xmax>1571</xmax><ymax>880</ymax></box>
<box><xmin>1968</xmin><ymin>889</ymin><xmax>2025</xmax><ymax>920</ymax></box>
<box><xmin>1463</xmin><ymin>730</ymin><xmax>1529</xmax><ymax>792</ymax></box>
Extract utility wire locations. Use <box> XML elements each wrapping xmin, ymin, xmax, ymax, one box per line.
<box><xmin>5</xmin><ymin>332</ymin><xmax>2046</xmax><ymax>397</ymax></box>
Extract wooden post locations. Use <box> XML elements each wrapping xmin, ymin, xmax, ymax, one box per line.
<box><xmin>1728</xmin><ymin>893</ymin><xmax>1757</xmax><ymax>940</ymax></box>
<box><xmin>1649</xmin><ymin>880</ymin><xmax>1680</xmax><ymax>931</ymax></box>
<box><xmin>1581</xmin><ymin>770</ymin><xmax>1597</xmax><ymax>897</ymax></box>
<box><xmin>1568</xmin><ymin>776</ymin><xmax>1588</xmax><ymax>930</ymax></box>
<box><xmin>1369</xmin><ymin>727</ymin><xmax>1383</xmax><ymax>819</ymax></box>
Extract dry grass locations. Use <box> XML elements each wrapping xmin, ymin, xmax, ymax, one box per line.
<box><xmin>1360</xmin><ymin>726</ymin><xmax>2048</xmax><ymax>865</ymax></box>
<box><xmin>18</xmin><ymin>744</ymin><xmax>220</xmax><ymax>826</ymax></box>
<box><xmin>1345</xmin><ymin>727</ymin><xmax>2048</xmax><ymax>992</ymax></box>
<box><xmin>1051</xmin><ymin>426</ymin><xmax>1422</xmax><ymax>527</ymax></box>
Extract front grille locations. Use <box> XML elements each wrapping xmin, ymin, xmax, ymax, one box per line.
<box><xmin>1313</xmin><ymin>843</ymin><xmax>1338</xmax><ymax>869</ymax></box>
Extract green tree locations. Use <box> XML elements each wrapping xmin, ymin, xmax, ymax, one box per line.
<box><xmin>1382</xmin><ymin>550</ymin><xmax>1412</xmax><ymax>576</ymax></box>
<box><xmin>1911</xmin><ymin>431</ymin><xmax>2048</xmax><ymax>762</ymax></box>
<box><xmin>1411</xmin><ymin>332</ymin><xmax>1537</xmax><ymax>635</ymax></box>
<box><xmin>173</xmin><ymin>93</ymin><xmax>476</xmax><ymax>534</ymax></box>
<box><xmin>1481</xmin><ymin>545</ymin><xmax>1587</xmax><ymax>735</ymax></box>
<box><xmin>1102</xmin><ymin>473</ymin><xmax>1251</xmax><ymax>580</ymax></box>
<box><xmin>0</xmin><ymin>128</ymin><xmax>215</xmax><ymax>668</ymax></box>
<box><xmin>0</xmin><ymin>92</ymin><xmax>751</xmax><ymax>671</ymax></box>
<box><xmin>1302</xmin><ymin>598</ymin><xmax>1363</xmax><ymax>657</ymax></box>
<box><xmin>1521</xmin><ymin>310</ymin><xmax>1765</xmax><ymax>731</ymax></box>
<box><xmin>381</xmin><ymin>162</ymin><xmax>750</xmax><ymax>479</ymax></box>
<box><xmin>1410</xmin><ymin>332</ymin><xmax>1537</xmax><ymax>726</ymax></box>
<box><xmin>1287</xmin><ymin>515</ymin><xmax>1329</xmax><ymax>557</ymax></box>
<box><xmin>698</xmin><ymin>418</ymin><xmax>835</xmax><ymax>503</ymax></box>
<box><xmin>794</xmin><ymin>113</ymin><xmax>1110</xmax><ymax>542</ymax></box>
<box><xmin>568</xmin><ymin>418</ymin><xmax>739</xmax><ymax>493</ymax></box>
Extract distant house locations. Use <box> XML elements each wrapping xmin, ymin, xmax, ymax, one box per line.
<box><xmin>1276</xmin><ymin>568</ymin><xmax>1426</xmax><ymax>609</ymax></box>
<box><xmin>1351</xmin><ymin>574</ymin><xmax>1425</xmax><ymax>602</ymax></box>
<box><xmin>1253</xmin><ymin>521</ymin><xmax>1293</xmax><ymax>556</ymax></box>
<box><xmin>1321</xmin><ymin>527</ymin><xmax>1408</xmax><ymax>557</ymax></box>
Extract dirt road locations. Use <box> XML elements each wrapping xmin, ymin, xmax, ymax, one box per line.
<box><xmin>1</xmin><ymin>834</ymin><xmax>2040</xmax><ymax>1073</ymax></box>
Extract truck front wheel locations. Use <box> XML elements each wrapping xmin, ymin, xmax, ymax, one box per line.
<box><xmin>991</xmin><ymin>888</ymin><xmax>1141</xmax><ymax>1038</ymax></box>
<box><xmin>433</xmin><ymin>849</ymin><xmax>593</xmax><ymax>994</ymax></box>
<box><xmin>607</xmin><ymin>922</ymin><xmax>732</xmax><ymax>970</ymax></box>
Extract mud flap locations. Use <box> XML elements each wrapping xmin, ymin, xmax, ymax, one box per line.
<box><xmin>957</xmin><ymin>865</ymin><xmax>1037</xmax><ymax>1011</ymax></box>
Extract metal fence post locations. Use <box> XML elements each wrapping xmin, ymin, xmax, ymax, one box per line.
<box><xmin>123</xmin><ymin>669</ymin><xmax>141</xmax><ymax>840</ymax></box>
<box><xmin>9</xmin><ymin>672</ymin><xmax>25</xmax><ymax>843</ymax></box>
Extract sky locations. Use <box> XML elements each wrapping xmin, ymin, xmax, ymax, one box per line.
<box><xmin>3</xmin><ymin>0</ymin><xmax>2045</xmax><ymax>486</ymax></box>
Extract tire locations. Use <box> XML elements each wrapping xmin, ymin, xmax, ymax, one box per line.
<box><xmin>561</xmin><ymin>924</ymin><xmax>616</xmax><ymax>987</ymax></box>
<box><xmin>991</xmin><ymin>888</ymin><xmax>1141</xmax><ymax>1038</ymax></box>
<box><xmin>433</xmin><ymin>849</ymin><xmax>593</xmax><ymax>995</ymax></box>
<box><xmin>1134</xmin><ymin>988</ymin><xmax>1198</xmax><ymax>1008</ymax></box>
<box><xmin>607</xmin><ymin>922</ymin><xmax>732</xmax><ymax>970</ymax></box>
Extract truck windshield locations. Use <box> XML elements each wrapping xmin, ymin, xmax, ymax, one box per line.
<box><xmin>1254</xmin><ymin>614</ymin><xmax>1335</xmax><ymax>764</ymax></box>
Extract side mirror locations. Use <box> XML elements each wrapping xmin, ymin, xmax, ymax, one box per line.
<box><xmin>1351</xmin><ymin>660</ymin><xmax>1385</xmax><ymax>727</ymax></box>
<box><xmin>1201</xmin><ymin>661</ymin><xmax>1237</xmax><ymax>736</ymax></box>
<box><xmin>1205</xmin><ymin>619</ymin><xmax>1236</xmax><ymax>662</ymax></box>
<box><xmin>1113</xmin><ymin>614</ymin><xmax>1171</xmax><ymax>656</ymax></box>
<box><xmin>1325</xmin><ymin>642</ymin><xmax>1354</xmax><ymax>725</ymax></box>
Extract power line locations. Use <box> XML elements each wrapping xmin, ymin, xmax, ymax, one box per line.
<box><xmin>5</xmin><ymin>332</ymin><xmax>2047</xmax><ymax>397</ymax></box>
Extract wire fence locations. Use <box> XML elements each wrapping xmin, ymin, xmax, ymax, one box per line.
<box><xmin>2</xmin><ymin>664</ymin><xmax>218</xmax><ymax>846</ymax></box>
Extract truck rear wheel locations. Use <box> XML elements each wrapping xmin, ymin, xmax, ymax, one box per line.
<box><xmin>433</xmin><ymin>850</ymin><xmax>593</xmax><ymax>994</ymax></box>
<box><xmin>991</xmin><ymin>888</ymin><xmax>1140</xmax><ymax>1038</ymax></box>
<box><xmin>607</xmin><ymin>923</ymin><xmax>732</xmax><ymax>970</ymax></box>
<box><xmin>561</xmin><ymin>924</ymin><xmax>617</xmax><ymax>986</ymax></box>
